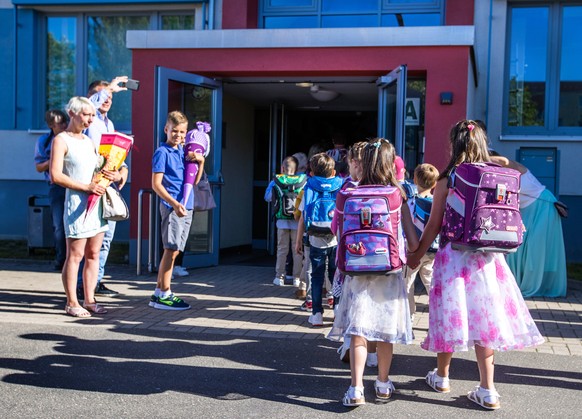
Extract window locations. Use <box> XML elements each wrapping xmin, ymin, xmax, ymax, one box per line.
<box><xmin>43</xmin><ymin>9</ymin><xmax>199</xmax><ymax>131</ymax></box>
<box><xmin>506</xmin><ymin>3</ymin><xmax>582</xmax><ymax>134</ymax></box>
<box><xmin>260</xmin><ymin>0</ymin><xmax>443</xmax><ymax>29</ymax></box>
<box><xmin>47</xmin><ymin>17</ymin><xmax>76</xmax><ymax>113</ymax></box>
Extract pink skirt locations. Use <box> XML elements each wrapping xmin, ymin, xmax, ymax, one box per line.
<box><xmin>421</xmin><ymin>243</ymin><xmax>544</xmax><ymax>353</ymax></box>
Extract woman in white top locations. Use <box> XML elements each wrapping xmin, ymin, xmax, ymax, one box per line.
<box><xmin>50</xmin><ymin>96</ymin><xmax>117</xmax><ymax>317</ymax></box>
<box><xmin>490</xmin><ymin>155</ymin><xmax>567</xmax><ymax>297</ymax></box>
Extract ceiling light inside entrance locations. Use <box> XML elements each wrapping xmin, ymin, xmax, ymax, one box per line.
<box><xmin>309</xmin><ymin>84</ymin><xmax>339</xmax><ymax>102</ymax></box>
<box><xmin>295</xmin><ymin>82</ymin><xmax>313</xmax><ymax>88</ymax></box>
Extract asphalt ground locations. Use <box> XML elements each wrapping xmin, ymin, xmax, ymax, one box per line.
<box><xmin>0</xmin><ymin>259</ymin><xmax>581</xmax><ymax>418</ymax></box>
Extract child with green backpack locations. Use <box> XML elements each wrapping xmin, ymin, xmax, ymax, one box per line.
<box><xmin>265</xmin><ymin>156</ymin><xmax>307</xmax><ymax>286</ymax></box>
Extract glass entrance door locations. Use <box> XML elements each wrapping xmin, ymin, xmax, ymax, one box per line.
<box><xmin>155</xmin><ymin>66</ymin><xmax>222</xmax><ymax>267</ymax></box>
<box><xmin>266</xmin><ymin>103</ymin><xmax>287</xmax><ymax>254</ymax></box>
<box><xmin>377</xmin><ymin>65</ymin><xmax>408</xmax><ymax>160</ymax></box>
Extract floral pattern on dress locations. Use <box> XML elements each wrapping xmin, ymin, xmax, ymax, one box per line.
<box><xmin>421</xmin><ymin>243</ymin><xmax>545</xmax><ymax>353</ymax></box>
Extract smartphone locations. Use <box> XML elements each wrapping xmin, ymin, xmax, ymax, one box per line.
<box><xmin>124</xmin><ymin>79</ymin><xmax>140</xmax><ymax>91</ymax></box>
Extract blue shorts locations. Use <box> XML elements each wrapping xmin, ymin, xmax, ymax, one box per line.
<box><xmin>160</xmin><ymin>203</ymin><xmax>193</xmax><ymax>251</ymax></box>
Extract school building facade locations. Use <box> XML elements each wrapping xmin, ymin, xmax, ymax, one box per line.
<box><xmin>1</xmin><ymin>0</ymin><xmax>581</xmax><ymax>267</ymax></box>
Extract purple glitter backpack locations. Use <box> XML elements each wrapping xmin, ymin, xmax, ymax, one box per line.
<box><xmin>443</xmin><ymin>162</ymin><xmax>523</xmax><ymax>253</ymax></box>
<box><xmin>336</xmin><ymin>185</ymin><xmax>403</xmax><ymax>275</ymax></box>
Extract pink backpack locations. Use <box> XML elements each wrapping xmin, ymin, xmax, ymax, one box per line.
<box><xmin>443</xmin><ymin>162</ymin><xmax>523</xmax><ymax>253</ymax></box>
<box><xmin>336</xmin><ymin>185</ymin><xmax>403</xmax><ymax>275</ymax></box>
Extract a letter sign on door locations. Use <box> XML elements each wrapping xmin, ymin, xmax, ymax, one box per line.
<box><xmin>405</xmin><ymin>98</ymin><xmax>420</xmax><ymax>126</ymax></box>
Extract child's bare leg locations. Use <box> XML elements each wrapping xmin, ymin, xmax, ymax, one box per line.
<box><xmin>157</xmin><ymin>248</ymin><xmax>179</xmax><ymax>291</ymax></box>
<box><xmin>437</xmin><ymin>352</ymin><xmax>453</xmax><ymax>377</ymax></box>
<box><xmin>475</xmin><ymin>344</ymin><xmax>495</xmax><ymax>389</ymax></box>
<box><xmin>376</xmin><ymin>342</ymin><xmax>393</xmax><ymax>382</ymax></box>
<box><xmin>350</xmin><ymin>335</ymin><xmax>367</xmax><ymax>387</ymax></box>
<box><xmin>367</xmin><ymin>340</ymin><xmax>377</xmax><ymax>354</ymax></box>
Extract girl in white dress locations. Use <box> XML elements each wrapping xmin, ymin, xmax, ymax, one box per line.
<box><xmin>328</xmin><ymin>139</ymin><xmax>418</xmax><ymax>407</ymax></box>
<box><xmin>50</xmin><ymin>96</ymin><xmax>115</xmax><ymax>317</ymax></box>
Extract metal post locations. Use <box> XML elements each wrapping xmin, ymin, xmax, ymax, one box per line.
<box><xmin>137</xmin><ymin>189</ymin><xmax>154</xmax><ymax>275</ymax></box>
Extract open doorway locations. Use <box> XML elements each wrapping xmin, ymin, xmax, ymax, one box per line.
<box><xmin>221</xmin><ymin>75</ymin><xmax>425</xmax><ymax>253</ymax></box>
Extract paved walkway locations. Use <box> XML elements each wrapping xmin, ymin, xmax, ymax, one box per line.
<box><xmin>1</xmin><ymin>259</ymin><xmax>581</xmax><ymax>355</ymax></box>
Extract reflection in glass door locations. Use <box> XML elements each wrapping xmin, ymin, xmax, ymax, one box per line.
<box><xmin>377</xmin><ymin>65</ymin><xmax>407</xmax><ymax>160</ymax></box>
<box><xmin>155</xmin><ymin>67</ymin><xmax>222</xmax><ymax>268</ymax></box>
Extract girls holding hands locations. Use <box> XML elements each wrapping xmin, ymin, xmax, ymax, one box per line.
<box><xmin>328</xmin><ymin>138</ymin><xmax>418</xmax><ymax>406</ymax></box>
<box><xmin>406</xmin><ymin>120</ymin><xmax>544</xmax><ymax>410</ymax></box>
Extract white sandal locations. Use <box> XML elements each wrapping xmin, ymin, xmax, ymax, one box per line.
<box><xmin>342</xmin><ymin>386</ymin><xmax>365</xmax><ymax>407</ymax></box>
<box><xmin>467</xmin><ymin>386</ymin><xmax>501</xmax><ymax>410</ymax></box>
<box><xmin>425</xmin><ymin>368</ymin><xmax>450</xmax><ymax>393</ymax></box>
<box><xmin>374</xmin><ymin>379</ymin><xmax>395</xmax><ymax>400</ymax></box>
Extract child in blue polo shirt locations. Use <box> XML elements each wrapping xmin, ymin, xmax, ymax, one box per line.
<box><xmin>150</xmin><ymin>111</ymin><xmax>205</xmax><ymax>310</ymax></box>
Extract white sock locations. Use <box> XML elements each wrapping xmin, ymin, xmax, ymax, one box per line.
<box><xmin>154</xmin><ymin>288</ymin><xmax>161</xmax><ymax>297</ymax></box>
<box><xmin>160</xmin><ymin>289</ymin><xmax>172</xmax><ymax>299</ymax></box>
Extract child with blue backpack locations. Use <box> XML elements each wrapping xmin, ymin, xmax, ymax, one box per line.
<box><xmin>328</xmin><ymin>139</ymin><xmax>418</xmax><ymax>407</ymax></box>
<box><xmin>404</xmin><ymin>163</ymin><xmax>439</xmax><ymax>319</ymax></box>
<box><xmin>406</xmin><ymin>120</ymin><xmax>544</xmax><ymax>410</ymax></box>
<box><xmin>295</xmin><ymin>152</ymin><xmax>342</xmax><ymax>327</ymax></box>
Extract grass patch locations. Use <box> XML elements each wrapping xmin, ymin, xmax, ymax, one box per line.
<box><xmin>0</xmin><ymin>240</ymin><xmax>129</xmax><ymax>264</ymax></box>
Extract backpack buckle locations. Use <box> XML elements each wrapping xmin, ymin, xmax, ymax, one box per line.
<box><xmin>360</xmin><ymin>207</ymin><xmax>372</xmax><ymax>227</ymax></box>
<box><xmin>495</xmin><ymin>184</ymin><xmax>506</xmax><ymax>202</ymax></box>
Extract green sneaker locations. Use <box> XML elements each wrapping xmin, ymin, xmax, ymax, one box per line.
<box><xmin>148</xmin><ymin>294</ymin><xmax>158</xmax><ymax>307</ymax></box>
<box><xmin>153</xmin><ymin>294</ymin><xmax>191</xmax><ymax>311</ymax></box>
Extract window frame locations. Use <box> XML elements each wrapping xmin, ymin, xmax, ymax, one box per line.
<box><xmin>503</xmin><ymin>2</ymin><xmax>582</xmax><ymax>136</ymax></box>
<box><xmin>258</xmin><ymin>0</ymin><xmax>444</xmax><ymax>29</ymax></box>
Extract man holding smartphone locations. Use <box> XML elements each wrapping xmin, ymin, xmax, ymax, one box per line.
<box><xmin>76</xmin><ymin>76</ymin><xmax>130</xmax><ymax>299</ymax></box>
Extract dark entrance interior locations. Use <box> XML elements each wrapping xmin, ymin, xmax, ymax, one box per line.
<box><xmin>252</xmin><ymin>109</ymin><xmax>377</xmax><ymax>250</ymax></box>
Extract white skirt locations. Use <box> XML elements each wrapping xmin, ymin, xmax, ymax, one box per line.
<box><xmin>328</xmin><ymin>272</ymin><xmax>413</xmax><ymax>344</ymax></box>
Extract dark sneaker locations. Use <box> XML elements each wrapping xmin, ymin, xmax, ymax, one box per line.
<box><xmin>153</xmin><ymin>294</ymin><xmax>191</xmax><ymax>311</ymax></box>
<box><xmin>95</xmin><ymin>283</ymin><xmax>120</xmax><ymax>296</ymax></box>
<box><xmin>148</xmin><ymin>294</ymin><xmax>157</xmax><ymax>307</ymax></box>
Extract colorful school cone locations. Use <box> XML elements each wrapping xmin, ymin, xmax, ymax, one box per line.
<box><xmin>85</xmin><ymin>132</ymin><xmax>134</xmax><ymax>221</ymax></box>
<box><xmin>180</xmin><ymin>121</ymin><xmax>211</xmax><ymax>207</ymax></box>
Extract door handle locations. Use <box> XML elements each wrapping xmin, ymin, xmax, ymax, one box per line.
<box><xmin>216</xmin><ymin>171</ymin><xmax>225</xmax><ymax>186</ymax></box>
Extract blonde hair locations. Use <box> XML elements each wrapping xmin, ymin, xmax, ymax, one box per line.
<box><xmin>414</xmin><ymin>163</ymin><xmax>439</xmax><ymax>190</ymax></box>
<box><xmin>348</xmin><ymin>141</ymin><xmax>367</xmax><ymax>162</ymax></box>
<box><xmin>66</xmin><ymin>96</ymin><xmax>94</xmax><ymax>115</ymax></box>
<box><xmin>166</xmin><ymin>110</ymin><xmax>188</xmax><ymax>126</ymax></box>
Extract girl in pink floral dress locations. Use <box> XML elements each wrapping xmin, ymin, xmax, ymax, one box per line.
<box><xmin>406</xmin><ymin>120</ymin><xmax>544</xmax><ymax>410</ymax></box>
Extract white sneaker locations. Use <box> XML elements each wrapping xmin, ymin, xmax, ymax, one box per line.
<box><xmin>308</xmin><ymin>312</ymin><xmax>323</xmax><ymax>326</ymax></box>
<box><xmin>366</xmin><ymin>352</ymin><xmax>378</xmax><ymax>367</ymax></box>
<box><xmin>173</xmin><ymin>266</ymin><xmax>189</xmax><ymax>277</ymax></box>
<box><xmin>293</xmin><ymin>278</ymin><xmax>301</xmax><ymax>288</ymax></box>
<box><xmin>273</xmin><ymin>277</ymin><xmax>285</xmax><ymax>286</ymax></box>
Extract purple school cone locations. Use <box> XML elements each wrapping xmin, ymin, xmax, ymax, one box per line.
<box><xmin>180</xmin><ymin>122</ymin><xmax>211</xmax><ymax>207</ymax></box>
